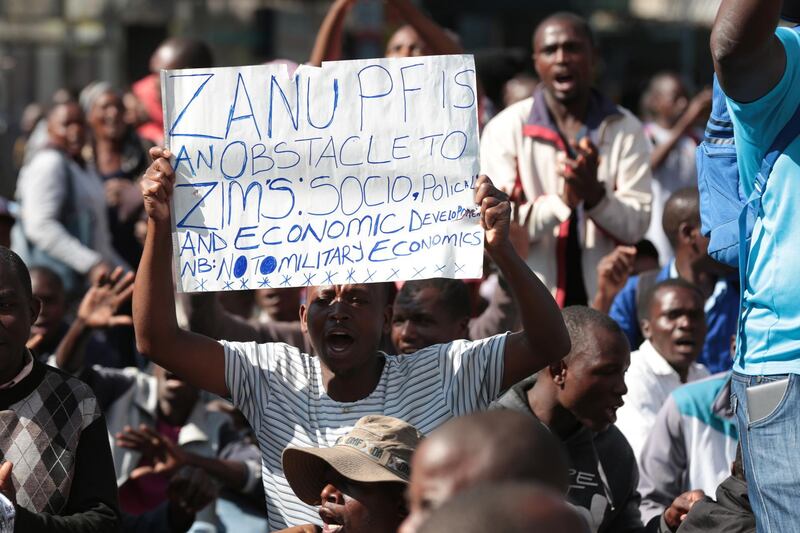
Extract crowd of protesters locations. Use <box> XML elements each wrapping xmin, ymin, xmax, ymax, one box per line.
<box><xmin>0</xmin><ymin>0</ymin><xmax>796</xmax><ymax>531</ymax></box>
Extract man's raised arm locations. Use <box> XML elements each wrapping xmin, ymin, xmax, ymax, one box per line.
<box><xmin>308</xmin><ymin>0</ymin><xmax>356</xmax><ymax>67</ymax></box>
<box><xmin>711</xmin><ymin>0</ymin><xmax>785</xmax><ymax>102</ymax></box>
<box><xmin>475</xmin><ymin>176</ymin><xmax>570</xmax><ymax>389</ymax></box>
<box><xmin>133</xmin><ymin>147</ymin><xmax>229</xmax><ymax>397</ymax></box>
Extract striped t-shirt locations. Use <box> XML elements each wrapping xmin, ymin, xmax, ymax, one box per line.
<box><xmin>222</xmin><ymin>334</ymin><xmax>507</xmax><ymax>530</ymax></box>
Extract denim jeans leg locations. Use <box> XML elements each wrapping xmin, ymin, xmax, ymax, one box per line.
<box><xmin>731</xmin><ymin>373</ymin><xmax>800</xmax><ymax>533</ymax></box>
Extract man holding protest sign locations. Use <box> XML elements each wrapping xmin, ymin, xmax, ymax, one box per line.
<box><xmin>133</xmin><ymin>141</ymin><xmax>569</xmax><ymax>529</ymax></box>
<box><xmin>164</xmin><ymin>55</ymin><xmax>487</xmax><ymax>293</ymax></box>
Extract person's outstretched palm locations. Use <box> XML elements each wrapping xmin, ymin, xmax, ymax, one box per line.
<box><xmin>77</xmin><ymin>267</ymin><xmax>135</xmax><ymax>328</ymax></box>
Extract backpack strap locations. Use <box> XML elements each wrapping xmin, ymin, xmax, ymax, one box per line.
<box><xmin>742</xmin><ymin>101</ymin><xmax>800</xmax><ymax>262</ymax></box>
<box><xmin>753</xmin><ymin>103</ymin><xmax>800</xmax><ymax>199</ymax></box>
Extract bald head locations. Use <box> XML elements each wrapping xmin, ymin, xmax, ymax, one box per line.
<box><xmin>662</xmin><ymin>187</ymin><xmax>701</xmax><ymax>248</ymax></box>
<box><xmin>419</xmin><ymin>483</ymin><xmax>590</xmax><ymax>533</ymax></box>
<box><xmin>150</xmin><ymin>37</ymin><xmax>213</xmax><ymax>72</ymax></box>
<box><xmin>416</xmin><ymin>410</ymin><xmax>568</xmax><ymax>492</ymax></box>
<box><xmin>400</xmin><ymin>411</ymin><xmax>570</xmax><ymax>533</ymax></box>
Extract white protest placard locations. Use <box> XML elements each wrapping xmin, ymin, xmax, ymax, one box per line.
<box><xmin>162</xmin><ymin>55</ymin><xmax>482</xmax><ymax>292</ymax></box>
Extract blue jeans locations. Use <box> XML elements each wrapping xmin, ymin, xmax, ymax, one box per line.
<box><xmin>731</xmin><ymin>372</ymin><xmax>800</xmax><ymax>533</ymax></box>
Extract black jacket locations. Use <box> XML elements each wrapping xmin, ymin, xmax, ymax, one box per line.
<box><xmin>490</xmin><ymin>375</ymin><xmax>666</xmax><ymax>533</ymax></box>
<box><xmin>677</xmin><ymin>475</ymin><xmax>755</xmax><ymax>533</ymax></box>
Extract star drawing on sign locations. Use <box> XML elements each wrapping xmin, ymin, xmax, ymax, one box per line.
<box><xmin>239</xmin><ymin>279</ymin><xmax>249</xmax><ymax>290</ymax></box>
<box><xmin>363</xmin><ymin>269</ymin><xmax>376</xmax><ymax>283</ymax></box>
<box><xmin>389</xmin><ymin>268</ymin><xmax>400</xmax><ymax>279</ymax></box>
<box><xmin>222</xmin><ymin>281</ymin><xmax>234</xmax><ymax>290</ymax></box>
<box><xmin>281</xmin><ymin>274</ymin><xmax>292</xmax><ymax>286</ymax></box>
<box><xmin>302</xmin><ymin>273</ymin><xmax>316</xmax><ymax>286</ymax></box>
<box><xmin>195</xmin><ymin>279</ymin><xmax>207</xmax><ymax>291</ymax></box>
<box><xmin>258</xmin><ymin>277</ymin><xmax>271</xmax><ymax>288</ymax></box>
<box><xmin>412</xmin><ymin>266</ymin><xmax>425</xmax><ymax>278</ymax></box>
<box><xmin>454</xmin><ymin>262</ymin><xmax>465</xmax><ymax>274</ymax></box>
<box><xmin>323</xmin><ymin>271</ymin><xmax>336</xmax><ymax>285</ymax></box>
<box><xmin>435</xmin><ymin>264</ymin><xmax>446</xmax><ymax>274</ymax></box>
<box><xmin>346</xmin><ymin>268</ymin><xmax>356</xmax><ymax>283</ymax></box>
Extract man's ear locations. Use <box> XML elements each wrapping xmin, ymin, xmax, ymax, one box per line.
<box><xmin>550</xmin><ymin>360</ymin><xmax>567</xmax><ymax>388</ymax></box>
<box><xmin>678</xmin><ymin>221</ymin><xmax>695</xmax><ymax>246</ymax></box>
<box><xmin>299</xmin><ymin>304</ymin><xmax>309</xmax><ymax>335</ymax></box>
<box><xmin>641</xmin><ymin>318</ymin><xmax>652</xmax><ymax>340</ymax></box>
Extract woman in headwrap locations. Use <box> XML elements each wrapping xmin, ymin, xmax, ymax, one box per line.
<box><xmin>81</xmin><ymin>82</ymin><xmax>153</xmax><ymax>268</ymax></box>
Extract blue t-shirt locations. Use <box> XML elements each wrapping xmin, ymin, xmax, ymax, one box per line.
<box><xmin>727</xmin><ymin>27</ymin><xmax>800</xmax><ymax>375</ymax></box>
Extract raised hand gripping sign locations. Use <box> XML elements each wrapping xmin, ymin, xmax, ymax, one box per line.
<box><xmin>162</xmin><ymin>55</ymin><xmax>482</xmax><ymax>292</ymax></box>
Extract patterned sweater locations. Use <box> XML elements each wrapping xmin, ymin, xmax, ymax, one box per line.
<box><xmin>0</xmin><ymin>359</ymin><xmax>119</xmax><ymax>532</ymax></box>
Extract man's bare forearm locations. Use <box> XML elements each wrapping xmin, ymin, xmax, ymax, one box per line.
<box><xmin>133</xmin><ymin>220</ymin><xmax>228</xmax><ymax>396</ymax></box>
<box><xmin>712</xmin><ymin>0</ymin><xmax>780</xmax><ymax>62</ymax></box>
<box><xmin>389</xmin><ymin>0</ymin><xmax>462</xmax><ymax>55</ymax></box>
<box><xmin>309</xmin><ymin>0</ymin><xmax>352</xmax><ymax>66</ymax></box>
<box><xmin>490</xmin><ymin>242</ymin><xmax>570</xmax><ymax>388</ymax></box>
<box><xmin>134</xmin><ymin>220</ymin><xmax>180</xmax><ymax>358</ymax></box>
<box><xmin>711</xmin><ymin>0</ymin><xmax>785</xmax><ymax>101</ymax></box>
<box><xmin>136</xmin><ymin>147</ymin><xmax>229</xmax><ymax>396</ymax></box>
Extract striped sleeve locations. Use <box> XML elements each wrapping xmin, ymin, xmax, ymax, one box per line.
<box><xmin>222</xmin><ymin>340</ymin><xmax>271</xmax><ymax>434</ymax></box>
<box><xmin>439</xmin><ymin>333</ymin><xmax>507</xmax><ymax>417</ymax></box>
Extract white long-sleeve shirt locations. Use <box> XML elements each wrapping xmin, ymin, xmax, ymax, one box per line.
<box><xmin>615</xmin><ymin>340</ymin><xmax>709</xmax><ymax>460</ymax></box>
<box><xmin>14</xmin><ymin>149</ymin><xmax>125</xmax><ymax>274</ymax></box>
